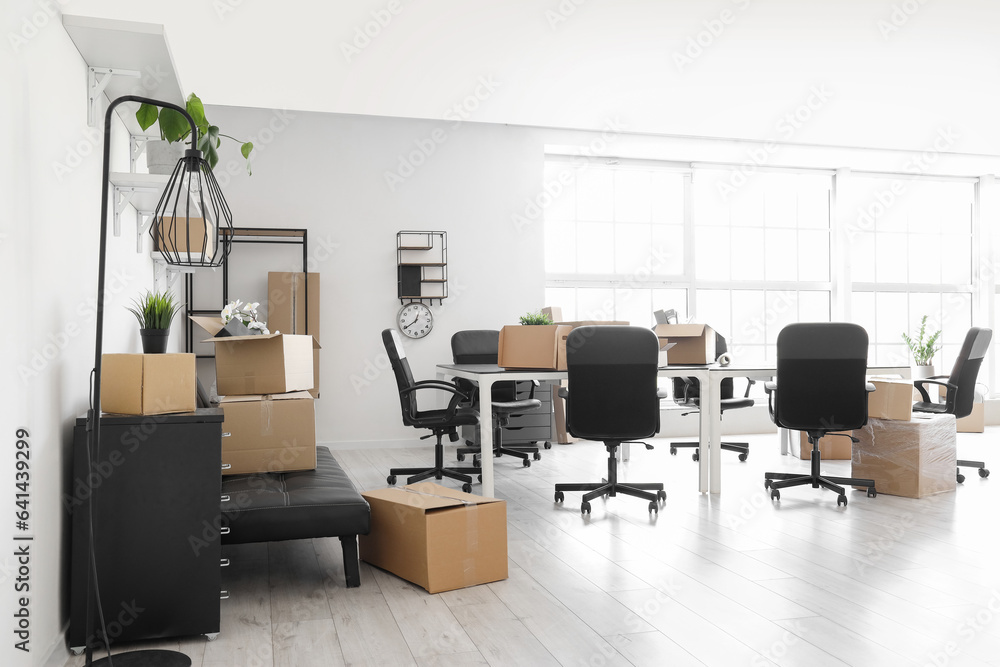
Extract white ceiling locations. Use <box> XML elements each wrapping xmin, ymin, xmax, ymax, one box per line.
<box><xmin>59</xmin><ymin>0</ymin><xmax>1000</xmax><ymax>154</ymax></box>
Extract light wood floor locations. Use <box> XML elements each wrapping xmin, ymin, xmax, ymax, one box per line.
<box><xmin>66</xmin><ymin>429</ymin><xmax>1000</xmax><ymax>667</ymax></box>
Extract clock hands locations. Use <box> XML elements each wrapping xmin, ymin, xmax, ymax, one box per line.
<box><xmin>403</xmin><ymin>314</ymin><xmax>420</xmax><ymax>330</ymax></box>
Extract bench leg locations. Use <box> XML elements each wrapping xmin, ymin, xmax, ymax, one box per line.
<box><xmin>340</xmin><ymin>535</ymin><xmax>361</xmax><ymax>588</ymax></box>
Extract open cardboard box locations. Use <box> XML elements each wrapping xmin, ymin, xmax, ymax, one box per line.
<box><xmin>359</xmin><ymin>482</ymin><xmax>507</xmax><ymax>594</ymax></box>
<box><xmin>654</xmin><ymin>323</ymin><xmax>717</xmax><ymax>364</ymax></box>
<box><xmin>498</xmin><ymin>324</ymin><xmax>572</xmax><ymax>370</ymax></box>
<box><xmin>268</xmin><ymin>272</ymin><xmax>321</xmax><ymax>398</ymax></box>
<box><xmin>192</xmin><ymin>315</ymin><xmax>319</xmax><ymax>396</ymax></box>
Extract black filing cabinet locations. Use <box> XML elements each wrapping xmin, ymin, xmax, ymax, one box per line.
<box><xmin>69</xmin><ymin>409</ymin><xmax>224</xmax><ymax>650</ymax></box>
<box><xmin>462</xmin><ymin>380</ymin><xmax>554</xmax><ymax>446</ymax></box>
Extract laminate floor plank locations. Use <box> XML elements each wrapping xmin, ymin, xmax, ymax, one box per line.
<box><xmin>451</xmin><ymin>601</ymin><xmax>560</xmax><ymax>666</ymax></box>
<box><xmin>267</xmin><ymin>540</ymin><xmax>333</xmax><ymax>625</ymax></box>
<box><xmin>272</xmin><ymin>618</ymin><xmax>346</xmax><ymax>667</ymax></box>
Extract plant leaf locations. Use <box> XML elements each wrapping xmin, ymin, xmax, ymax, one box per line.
<box><xmin>158</xmin><ymin>108</ymin><xmax>189</xmax><ymax>144</ymax></box>
<box><xmin>185</xmin><ymin>93</ymin><xmax>208</xmax><ymax>131</ymax></box>
<box><xmin>136</xmin><ymin>104</ymin><xmax>158</xmax><ymax>132</ymax></box>
<box><xmin>198</xmin><ymin>125</ymin><xmax>221</xmax><ymax>169</ymax></box>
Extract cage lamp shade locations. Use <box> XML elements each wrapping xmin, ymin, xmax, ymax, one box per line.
<box><xmin>149</xmin><ymin>148</ymin><xmax>233</xmax><ymax>267</ymax></box>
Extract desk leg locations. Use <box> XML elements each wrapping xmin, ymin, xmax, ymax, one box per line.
<box><xmin>708</xmin><ymin>374</ymin><xmax>723</xmax><ymax>494</ymax></box>
<box><xmin>479</xmin><ymin>378</ymin><xmax>495</xmax><ymax>498</ymax></box>
<box><xmin>780</xmin><ymin>428</ymin><xmax>789</xmax><ymax>456</ymax></box>
<box><xmin>697</xmin><ymin>375</ymin><xmax>711</xmax><ymax>493</ymax></box>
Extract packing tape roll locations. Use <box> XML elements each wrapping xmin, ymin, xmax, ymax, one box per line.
<box><xmin>717</xmin><ymin>352</ymin><xmax>732</xmax><ymax>366</ymax></box>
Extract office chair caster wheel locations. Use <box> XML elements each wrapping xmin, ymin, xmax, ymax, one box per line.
<box><xmin>473</xmin><ymin>456</ymin><xmax>482</xmax><ymax>467</ymax></box>
<box><xmin>657</xmin><ymin>490</ymin><xmax>667</xmax><ymax>502</ymax></box>
<box><xmin>957</xmin><ymin>473</ymin><xmax>966</xmax><ymax>484</ymax></box>
<box><xmin>867</xmin><ymin>487</ymin><xmax>877</xmax><ymax>498</ymax></box>
<box><xmin>648</xmin><ymin>502</ymin><xmax>658</xmax><ymax>514</ymax></box>
<box><xmin>544</xmin><ymin>441</ymin><xmax>552</xmax><ymax>449</ymax></box>
<box><xmin>738</xmin><ymin>453</ymin><xmax>748</xmax><ymax>462</ymax></box>
<box><xmin>457</xmin><ymin>453</ymin><xmax>466</xmax><ymax>462</ymax></box>
<box><xmin>462</xmin><ymin>483</ymin><xmax>472</xmax><ymax>493</ymax></box>
<box><xmin>554</xmin><ymin>491</ymin><xmax>564</xmax><ymax>503</ymax></box>
<box><xmin>533</xmin><ymin>452</ymin><xmax>541</xmax><ymax>461</ymax></box>
<box><xmin>669</xmin><ymin>447</ymin><xmax>677</xmax><ymax>455</ymax></box>
<box><xmin>770</xmin><ymin>489</ymin><xmax>780</xmax><ymax>501</ymax></box>
<box><xmin>387</xmin><ymin>475</ymin><xmax>397</xmax><ymax>486</ymax></box>
<box><xmin>478</xmin><ymin>475</ymin><xmax>483</xmax><ymax>482</ymax></box>
<box><xmin>764</xmin><ymin>479</ymin><xmax>772</xmax><ymax>490</ymax></box>
<box><xmin>692</xmin><ymin>451</ymin><xmax>699</xmax><ymax>462</ymax></box>
<box><xmin>837</xmin><ymin>494</ymin><xmax>848</xmax><ymax>507</ymax></box>
<box><xmin>581</xmin><ymin>501</ymin><xmax>591</xmax><ymax>514</ymax></box>
<box><xmin>980</xmin><ymin>468</ymin><xmax>990</xmax><ymax>478</ymax></box>
<box><xmin>522</xmin><ymin>459</ymin><xmax>531</xmax><ymax>468</ymax></box>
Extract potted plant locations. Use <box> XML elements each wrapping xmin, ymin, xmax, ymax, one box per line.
<box><xmin>126</xmin><ymin>290</ymin><xmax>182</xmax><ymax>353</ymax></box>
<box><xmin>902</xmin><ymin>315</ymin><xmax>942</xmax><ymax>379</ymax></box>
<box><xmin>519</xmin><ymin>310</ymin><xmax>554</xmax><ymax>325</ymax></box>
<box><xmin>136</xmin><ymin>93</ymin><xmax>255</xmax><ymax>175</ymax></box>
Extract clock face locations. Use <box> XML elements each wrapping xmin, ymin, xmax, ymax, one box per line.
<box><xmin>398</xmin><ymin>302</ymin><xmax>433</xmax><ymax>339</ymax></box>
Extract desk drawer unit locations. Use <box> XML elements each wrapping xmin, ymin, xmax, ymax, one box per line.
<box><xmin>462</xmin><ymin>381</ymin><xmax>554</xmax><ymax>446</ymax></box>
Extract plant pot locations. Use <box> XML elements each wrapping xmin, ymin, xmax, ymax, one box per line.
<box><xmin>911</xmin><ymin>364</ymin><xmax>937</xmax><ymax>380</ymax></box>
<box><xmin>146</xmin><ymin>140</ymin><xmax>185</xmax><ymax>175</ymax></box>
<box><xmin>140</xmin><ymin>328</ymin><xmax>170</xmax><ymax>354</ymax></box>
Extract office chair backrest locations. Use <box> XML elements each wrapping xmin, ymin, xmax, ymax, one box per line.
<box><xmin>382</xmin><ymin>328</ymin><xmax>419</xmax><ymax>424</ymax></box>
<box><xmin>672</xmin><ymin>332</ymin><xmax>733</xmax><ymax>402</ymax></box>
<box><xmin>566</xmin><ymin>326</ymin><xmax>660</xmax><ymax>441</ymax></box>
<box><xmin>945</xmin><ymin>327</ymin><xmax>992</xmax><ymax>419</ymax></box>
<box><xmin>450</xmin><ymin>329</ymin><xmax>517</xmax><ymax>402</ymax></box>
<box><xmin>774</xmin><ymin>323</ymin><xmax>870</xmax><ymax>433</ymax></box>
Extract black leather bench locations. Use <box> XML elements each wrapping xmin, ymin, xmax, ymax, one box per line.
<box><xmin>220</xmin><ymin>446</ymin><xmax>370</xmax><ymax>587</ymax></box>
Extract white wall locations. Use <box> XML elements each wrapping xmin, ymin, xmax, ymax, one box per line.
<box><xmin>3</xmin><ymin>3</ymin><xmax>164</xmax><ymax>664</ymax></box>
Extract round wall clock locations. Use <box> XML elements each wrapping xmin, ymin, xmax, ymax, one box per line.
<box><xmin>397</xmin><ymin>302</ymin><xmax>433</xmax><ymax>339</ymax></box>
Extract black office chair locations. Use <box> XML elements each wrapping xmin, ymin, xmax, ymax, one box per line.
<box><xmin>450</xmin><ymin>330</ymin><xmax>544</xmax><ymax>467</ymax></box>
<box><xmin>381</xmin><ymin>329</ymin><xmax>482</xmax><ymax>493</ymax></box>
<box><xmin>554</xmin><ymin>326</ymin><xmax>667</xmax><ymax>514</ymax></box>
<box><xmin>763</xmin><ymin>323</ymin><xmax>877</xmax><ymax>506</ymax></box>
<box><xmin>912</xmin><ymin>327</ymin><xmax>992</xmax><ymax>483</ymax></box>
<box><xmin>670</xmin><ymin>333</ymin><xmax>755</xmax><ymax>462</ymax></box>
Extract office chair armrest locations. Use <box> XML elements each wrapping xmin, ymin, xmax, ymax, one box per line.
<box><xmin>912</xmin><ymin>377</ymin><xmax>957</xmax><ymax>404</ymax></box>
<box><xmin>657</xmin><ymin>387</ymin><xmax>668</xmax><ymax>400</ymax></box>
<box><xmin>764</xmin><ymin>381</ymin><xmax>778</xmax><ymax>425</ymax></box>
<box><xmin>399</xmin><ymin>380</ymin><xmax>472</xmax><ymax>402</ymax></box>
<box><xmin>742</xmin><ymin>378</ymin><xmax>756</xmax><ymax>398</ymax></box>
<box><xmin>675</xmin><ymin>376</ymin><xmax>696</xmax><ymax>403</ymax></box>
<box><xmin>865</xmin><ymin>382</ymin><xmax>876</xmax><ymax>393</ymax></box>
<box><xmin>763</xmin><ymin>380</ymin><xmax>777</xmax><ymax>394</ymax></box>
<box><xmin>520</xmin><ymin>378</ymin><xmax>541</xmax><ymax>399</ymax></box>
<box><xmin>557</xmin><ymin>386</ymin><xmax>568</xmax><ymax>400</ymax></box>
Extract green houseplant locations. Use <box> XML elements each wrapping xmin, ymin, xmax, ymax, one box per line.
<box><xmin>519</xmin><ymin>310</ymin><xmax>554</xmax><ymax>325</ymax></box>
<box><xmin>137</xmin><ymin>93</ymin><xmax>254</xmax><ymax>175</ymax></box>
<box><xmin>902</xmin><ymin>315</ymin><xmax>941</xmax><ymax>377</ymax></box>
<box><xmin>126</xmin><ymin>290</ymin><xmax>182</xmax><ymax>353</ymax></box>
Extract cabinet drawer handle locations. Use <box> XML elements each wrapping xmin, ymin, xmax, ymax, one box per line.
<box><xmin>221</xmin><ymin>463</ymin><xmax>232</xmax><ymax>470</ymax></box>
<box><xmin>220</xmin><ymin>526</ymin><xmax>230</xmax><ymax>535</ymax></box>
<box><xmin>222</xmin><ymin>432</ymin><xmax>231</xmax><ymax>438</ymax></box>
<box><xmin>220</xmin><ymin>558</ymin><xmax>231</xmax><ymax>567</ymax></box>
<box><xmin>221</xmin><ymin>495</ymin><xmax>230</xmax><ymax>503</ymax></box>
<box><xmin>220</xmin><ymin>590</ymin><xmax>230</xmax><ymax>600</ymax></box>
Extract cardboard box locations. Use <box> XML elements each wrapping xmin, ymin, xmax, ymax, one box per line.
<box><xmin>852</xmin><ymin>414</ymin><xmax>957</xmax><ymax>498</ymax></box>
<box><xmin>868</xmin><ymin>378</ymin><xmax>913</xmax><ymax>421</ymax></box>
<box><xmin>553</xmin><ymin>380</ymin><xmax>576</xmax><ymax>444</ymax></box>
<box><xmin>193</xmin><ymin>316</ymin><xmax>319</xmax><ymax>396</ymax></box>
<box><xmin>153</xmin><ymin>216</ymin><xmax>214</xmax><ymax>260</ymax></box>
<box><xmin>798</xmin><ymin>431</ymin><xmax>853</xmax><ymax>460</ymax></box>
<box><xmin>100</xmin><ymin>354</ymin><xmax>196</xmax><ymax>416</ymax></box>
<box><xmin>554</xmin><ymin>320</ymin><xmax>629</xmax><ymax>329</ymax></box>
<box><xmin>653</xmin><ymin>323</ymin><xmax>717</xmax><ymax>365</ymax></box>
<box><xmin>359</xmin><ymin>482</ymin><xmax>507</xmax><ymax>594</ymax></box>
<box><xmin>268</xmin><ymin>272</ymin><xmax>321</xmax><ymax>398</ymax></box>
<box><xmin>541</xmin><ymin>306</ymin><xmax>562</xmax><ymax>322</ymax></box>
<box><xmin>958</xmin><ymin>402</ymin><xmax>985</xmax><ymax>433</ymax></box>
<box><xmin>217</xmin><ymin>391</ymin><xmax>316</xmax><ymax>475</ymax></box>
<box><xmin>498</xmin><ymin>324</ymin><xmax>572</xmax><ymax>370</ymax></box>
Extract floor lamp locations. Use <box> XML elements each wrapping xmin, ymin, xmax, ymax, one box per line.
<box><xmin>85</xmin><ymin>95</ymin><xmax>232</xmax><ymax>667</ymax></box>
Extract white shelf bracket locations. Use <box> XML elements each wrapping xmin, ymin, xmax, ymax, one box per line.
<box><xmin>136</xmin><ymin>210</ymin><xmax>155</xmax><ymax>253</ymax></box>
<box><xmin>152</xmin><ymin>258</ymin><xmax>195</xmax><ymax>293</ymax></box>
<box><xmin>130</xmin><ymin>135</ymin><xmax>150</xmax><ymax>173</ymax></box>
<box><xmin>112</xmin><ymin>186</ymin><xmax>137</xmax><ymax>237</ymax></box>
<box><xmin>87</xmin><ymin>67</ymin><xmax>141</xmax><ymax>127</ymax></box>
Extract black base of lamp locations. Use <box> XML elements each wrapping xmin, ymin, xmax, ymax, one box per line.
<box><xmin>92</xmin><ymin>650</ymin><xmax>192</xmax><ymax>667</ymax></box>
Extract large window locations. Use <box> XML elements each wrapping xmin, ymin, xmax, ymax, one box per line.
<box><xmin>543</xmin><ymin>156</ymin><xmax>993</xmax><ymax>389</ymax></box>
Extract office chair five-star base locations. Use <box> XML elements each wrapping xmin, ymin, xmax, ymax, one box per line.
<box><xmin>764</xmin><ymin>434</ymin><xmax>876</xmax><ymax>507</ymax></box>
<box><xmin>555</xmin><ymin>442</ymin><xmax>666</xmax><ymax>514</ymax></box>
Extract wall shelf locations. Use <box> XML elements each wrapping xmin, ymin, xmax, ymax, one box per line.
<box><xmin>62</xmin><ymin>14</ymin><xmax>185</xmax><ymax>133</ymax></box>
<box><xmin>397</xmin><ymin>231</ymin><xmax>448</xmax><ymax>305</ymax></box>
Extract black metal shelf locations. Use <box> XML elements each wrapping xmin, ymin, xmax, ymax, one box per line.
<box><xmin>397</xmin><ymin>231</ymin><xmax>447</xmax><ymax>305</ymax></box>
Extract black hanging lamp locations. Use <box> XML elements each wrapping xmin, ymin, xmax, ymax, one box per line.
<box><xmin>85</xmin><ymin>95</ymin><xmax>232</xmax><ymax>667</ymax></box>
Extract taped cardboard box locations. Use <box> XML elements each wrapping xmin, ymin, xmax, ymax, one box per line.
<box><xmin>852</xmin><ymin>414</ymin><xmax>957</xmax><ymax>498</ymax></box>
<box><xmin>867</xmin><ymin>378</ymin><xmax>913</xmax><ymax>421</ymax></box>
<box><xmin>359</xmin><ymin>482</ymin><xmax>507</xmax><ymax>594</ymax></box>
<box><xmin>101</xmin><ymin>353</ymin><xmax>196</xmax><ymax>416</ymax></box>
<box><xmin>192</xmin><ymin>315</ymin><xmax>319</xmax><ymax>396</ymax></box>
<box><xmin>267</xmin><ymin>272</ymin><xmax>321</xmax><ymax>398</ymax></box>
<box><xmin>797</xmin><ymin>431</ymin><xmax>853</xmax><ymax>460</ymax></box>
<box><xmin>653</xmin><ymin>323</ymin><xmax>717</xmax><ymax>365</ymax></box>
<box><xmin>217</xmin><ymin>391</ymin><xmax>316</xmax><ymax>475</ymax></box>
<box><xmin>498</xmin><ymin>324</ymin><xmax>572</xmax><ymax>370</ymax></box>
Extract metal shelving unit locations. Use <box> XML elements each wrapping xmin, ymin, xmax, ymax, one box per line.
<box><xmin>397</xmin><ymin>231</ymin><xmax>448</xmax><ymax>305</ymax></box>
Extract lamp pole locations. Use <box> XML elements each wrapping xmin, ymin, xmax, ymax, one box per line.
<box><xmin>85</xmin><ymin>95</ymin><xmax>199</xmax><ymax>667</ymax></box>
